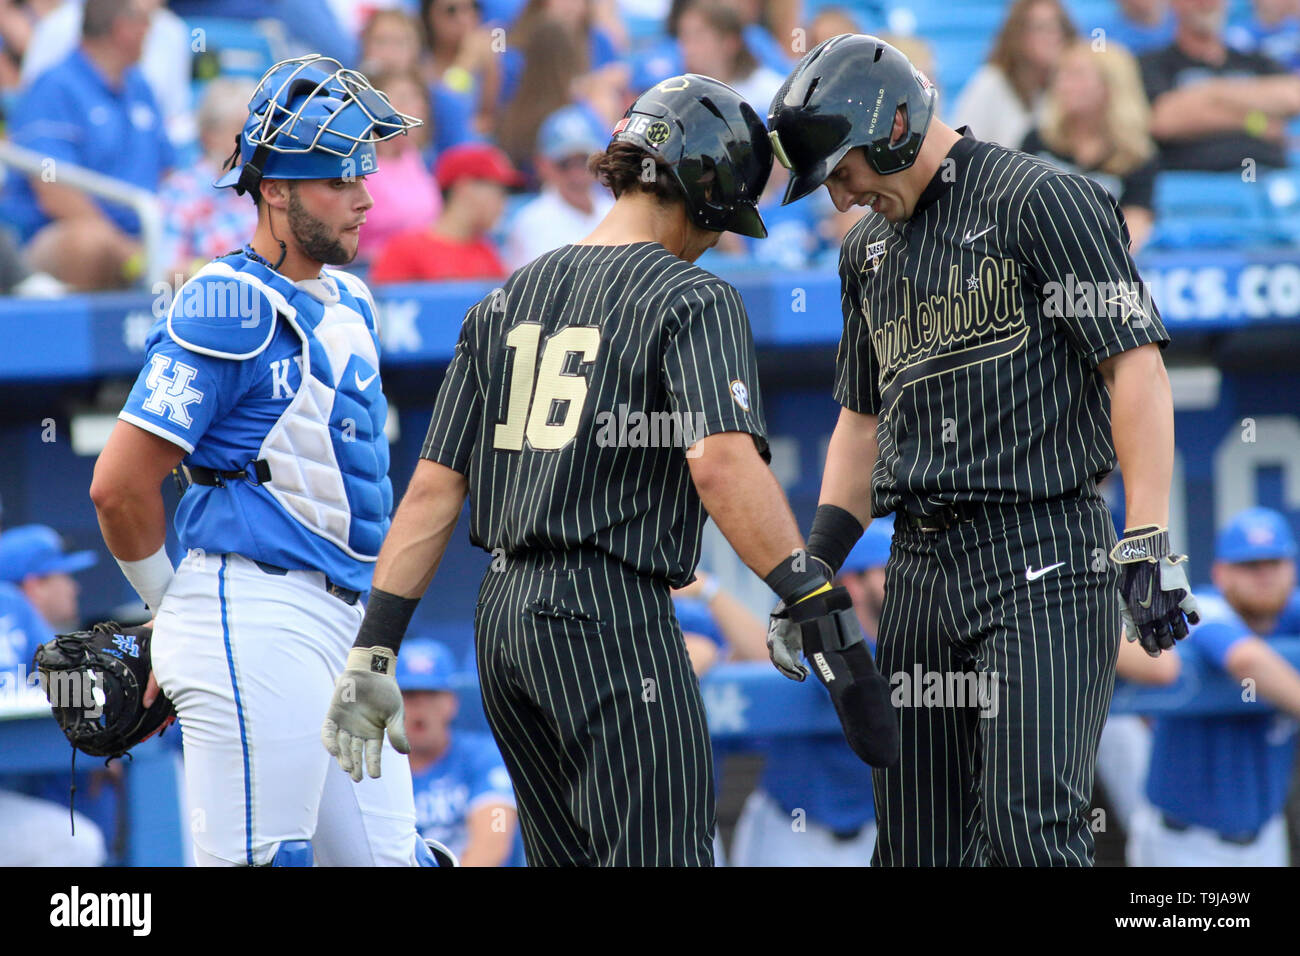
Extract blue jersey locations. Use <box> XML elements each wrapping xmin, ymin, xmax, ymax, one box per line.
<box><xmin>760</xmin><ymin>635</ymin><xmax>876</xmax><ymax>834</ymax></box>
<box><xmin>674</xmin><ymin>596</ymin><xmax>725</xmax><ymax>649</ymax></box>
<box><xmin>411</xmin><ymin>731</ymin><xmax>517</xmax><ymax>860</ymax></box>
<box><xmin>118</xmin><ymin>252</ymin><xmax>392</xmax><ymax>591</ymax></box>
<box><xmin>1227</xmin><ymin>18</ymin><xmax>1300</xmax><ymax>71</ymax></box>
<box><xmin>1097</xmin><ymin>10</ymin><xmax>1176</xmax><ymax>55</ymax></box>
<box><xmin>1146</xmin><ymin>588</ymin><xmax>1300</xmax><ymax>835</ymax></box>
<box><xmin>3</xmin><ymin>48</ymin><xmax>174</xmax><ymax>242</ymax></box>
<box><xmin>0</xmin><ymin>583</ymin><xmax>52</xmax><ymax>694</ymax></box>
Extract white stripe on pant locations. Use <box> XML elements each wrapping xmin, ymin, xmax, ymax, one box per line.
<box><xmin>151</xmin><ymin>552</ymin><xmax>420</xmax><ymax>866</ymax></box>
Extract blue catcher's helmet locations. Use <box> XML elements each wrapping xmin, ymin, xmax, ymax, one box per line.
<box><xmin>215</xmin><ymin>54</ymin><xmax>422</xmax><ymax>195</ymax></box>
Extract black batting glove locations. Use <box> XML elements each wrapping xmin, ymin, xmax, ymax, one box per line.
<box><xmin>786</xmin><ymin>585</ymin><xmax>900</xmax><ymax>768</ymax></box>
<box><xmin>1110</xmin><ymin>525</ymin><xmax>1201</xmax><ymax>658</ymax></box>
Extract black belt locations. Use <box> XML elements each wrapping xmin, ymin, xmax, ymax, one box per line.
<box><xmin>1160</xmin><ymin>812</ymin><xmax>1261</xmax><ymax>846</ymax></box>
<box><xmin>174</xmin><ymin>460</ymin><xmax>272</xmax><ymax>493</ymax></box>
<box><xmin>894</xmin><ymin>485</ymin><xmax>1101</xmax><ymax>534</ymax></box>
<box><xmin>248</xmin><ymin>558</ymin><xmax>361</xmax><ymax>606</ymax></box>
<box><xmin>894</xmin><ymin>502</ymin><xmax>978</xmax><ymax>533</ymax></box>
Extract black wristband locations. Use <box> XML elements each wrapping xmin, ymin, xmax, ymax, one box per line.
<box><xmin>764</xmin><ymin>553</ymin><xmax>831</xmax><ymax>605</ymax></box>
<box><xmin>353</xmin><ymin>587</ymin><xmax>420</xmax><ymax>654</ymax></box>
<box><xmin>806</xmin><ymin>504</ymin><xmax>865</xmax><ymax>576</ymax></box>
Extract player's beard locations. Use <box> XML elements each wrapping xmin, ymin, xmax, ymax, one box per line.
<box><xmin>287</xmin><ymin>186</ymin><xmax>354</xmax><ymax>266</ymax></box>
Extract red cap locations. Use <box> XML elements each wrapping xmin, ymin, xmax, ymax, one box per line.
<box><xmin>435</xmin><ymin>142</ymin><xmax>523</xmax><ymax>189</ymax></box>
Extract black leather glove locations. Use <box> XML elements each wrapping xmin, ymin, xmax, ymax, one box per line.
<box><xmin>1110</xmin><ymin>525</ymin><xmax>1201</xmax><ymax>658</ymax></box>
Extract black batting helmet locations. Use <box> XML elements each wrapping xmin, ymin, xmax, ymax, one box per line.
<box><xmin>610</xmin><ymin>74</ymin><xmax>772</xmax><ymax>238</ymax></box>
<box><xmin>768</xmin><ymin>34</ymin><xmax>937</xmax><ymax>205</ymax></box>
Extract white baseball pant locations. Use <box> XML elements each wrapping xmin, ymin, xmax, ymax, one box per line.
<box><xmin>152</xmin><ymin>552</ymin><xmax>420</xmax><ymax>866</ymax></box>
<box><xmin>730</xmin><ymin>788</ymin><xmax>877</xmax><ymax>867</ymax></box>
<box><xmin>1127</xmin><ymin>803</ymin><xmax>1288</xmax><ymax>867</ymax></box>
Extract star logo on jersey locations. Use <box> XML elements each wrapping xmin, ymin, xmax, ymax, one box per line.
<box><xmin>862</xmin><ymin>239</ymin><xmax>888</xmax><ymax>274</ymax></box>
<box><xmin>141</xmin><ymin>354</ymin><xmax>204</xmax><ymax>427</ymax></box>
<box><xmin>966</xmin><ymin>273</ymin><xmax>979</xmax><ymax>291</ymax></box>
<box><xmin>1103</xmin><ymin>282</ymin><xmax>1149</xmax><ymax>325</ymax></box>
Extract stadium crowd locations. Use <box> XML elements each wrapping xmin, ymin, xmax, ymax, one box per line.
<box><xmin>0</xmin><ymin>0</ymin><xmax>1297</xmax><ymax>291</ymax></box>
<box><xmin>0</xmin><ymin>0</ymin><xmax>1299</xmax><ymax>867</ymax></box>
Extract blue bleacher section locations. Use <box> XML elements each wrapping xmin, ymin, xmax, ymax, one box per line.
<box><xmin>1150</xmin><ymin>170</ymin><xmax>1300</xmax><ymax>250</ymax></box>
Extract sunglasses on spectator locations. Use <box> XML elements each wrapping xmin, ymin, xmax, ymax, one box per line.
<box><xmin>437</xmin><ymin>0</ymin><xmax>480</xmax><ymax>15</ymax></box>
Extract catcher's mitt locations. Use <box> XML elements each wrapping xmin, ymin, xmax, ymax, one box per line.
<box><xmin>32</xmin><ymin>622</ymin><xmax>176</xmax><ymax>759</ymax></box>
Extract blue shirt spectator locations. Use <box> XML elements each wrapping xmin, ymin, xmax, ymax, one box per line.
<box><xmin>166</xmin><ymin>0</ymin><xmax>357</xmax><ymax>66</ymax></box>
<box><xmin>1146</xmin><ymin>586</ymin><xmax>1300</xmax><ymax>835</ymax></box>
<box><xmin>411</xmin><ymin>731</ymin><xmax>520</xmax><ymax>862</ymax></box>
<box><xmin>1227</xmin><ymin>2</ymin><xmax>1300</xmax><ymax>71</ymax></box>
<box><xmin>3</xmin><ymin>46</ymin><xmax>174</xmax><ymax>242</ymax></box>
<box><xmin>398</xmin><ymin>638</ymin><xmax>522</xmax><ymax>865</ymax></box>
<box><xmin>0</xmin><ymin>581</ymin><xmax>53</xmax><ymax>698</ymax></box>
<box><xmin>733</xmin><ymin>518</ymin><xmax>895</xmax><ymax>865</ymax></box>
<box><xmin>1098</xmin><ymin>0</ymin><xmax>1177</xmax><ymax>54</ymax></box>
<box><xmin>1146</xmin><ymin>507</ymin><xmax>1300</xmax><ymax>839</ymax></box>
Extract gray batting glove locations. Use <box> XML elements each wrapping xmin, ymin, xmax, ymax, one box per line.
<box><xmin>767</xmin><ymin>600</ymin><xmax>810</xmax><ymax>681</ymax></box>
<box><xmin>321</xmin><ymin>646</ymin><xmax>409</xmax><ymax>781</ymax></box>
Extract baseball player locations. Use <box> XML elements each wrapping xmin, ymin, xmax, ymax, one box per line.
<box><xmin>767</xmin><ymin>34</ymin><xmax>1199</xmax><ymax>866</ymax></box>
<box><xmin>319</xmin><ymin>74</ymin><xmax>896</xmax><ymax>866</ymax></box>
<box><xmin>397</xmin><ymin>638</ymin><xmax>521</xmax><ymax>866</ymax></box>
<box><xmin>1130</xmin><ymin>507</ymin><xmax>1300</xmax><ymax>866</ymax></box>
<box><xmin>733</xmin><ymin>517</ymin><xmax>895</xmax><ymax>866</ymax></box>
<box><xmin>89</xmin><ymin>55</ymin><xmax>434</xmax><ymax>867</ymax></box>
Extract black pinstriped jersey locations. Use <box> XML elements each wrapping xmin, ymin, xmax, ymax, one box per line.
<box><xmin>421</xmin><ymin>241</ymin><xmax>767</xmax><ymax>587</ymax></box>
<box><xmin>835</xmin><ymin>129</ymin><xmax>1170</xmax><ymax>518</ymax></box>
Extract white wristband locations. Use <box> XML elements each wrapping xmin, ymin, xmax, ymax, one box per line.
<box><xmin>115</xmin><ymin>544</ymin><xmax>175</xmax><ymax>611</ymax></box>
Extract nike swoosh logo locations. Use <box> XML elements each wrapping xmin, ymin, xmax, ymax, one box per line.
<box><xmin>1137</xmin><ymin>576</ymin><xmax>1154</xmax><ymax>608</ymax></box>
<box><xmin>354</xmin><ymin>370</ymin><xmax>378</xmax><ymax>390</ymax></box>
<box><xmin>1025</xmin><ymin>561</ymin><xmax>1065</xmax><ymax>581</ymax></box>
<box><xmin>962</xmin><ymin>224</ymin><xmax>996</xmax><ymax>245</ymax></box>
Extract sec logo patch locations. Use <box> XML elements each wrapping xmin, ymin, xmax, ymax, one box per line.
<box><xmin>646</xmin><ymin>121</ymin><xmax>672</xmax><ymax>147</ymax></box>
<box><xmin>730</xmin><ymin>379</ymin><xmax>750</xmax><ymax>411</ymax></box>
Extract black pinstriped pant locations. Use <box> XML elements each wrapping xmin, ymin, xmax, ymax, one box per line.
<box><xmin>871</xmin><ymin>489</ymin><xmax>1121</xmax><ymax>866</ymax></box>
<box><xmin>474</xmin><ymin>547</ymin><xmax>716</xmax><ymax>867</ymax></box>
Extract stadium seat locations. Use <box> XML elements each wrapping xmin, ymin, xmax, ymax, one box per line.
<box><xmin>184</xmin><ymin>17</ymin><xmax>290</xmax><ymax>81</ymax></box>
<box><xmin>1260</xmin><ymin>169</ymin><xmax>1300</xmax><ymax>244</ymax></box>
<box><xmin>1147</xmin><ymin>171</ymin><xmax>1291</xmax><ymax>250</ymax></box>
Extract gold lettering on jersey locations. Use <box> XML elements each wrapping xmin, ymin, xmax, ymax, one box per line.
<box><xmin>871</xmin><ymin>256</ymin><xmax>1027</xmax><ymax>385</ymax></box>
